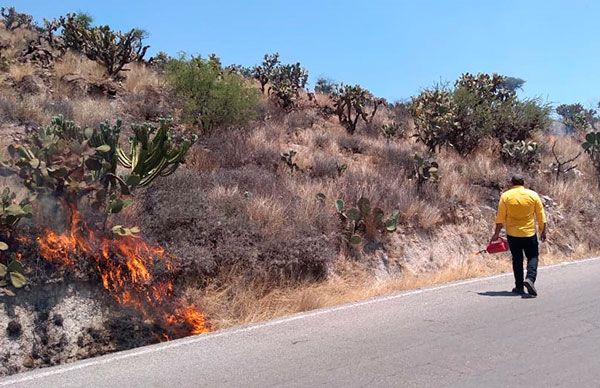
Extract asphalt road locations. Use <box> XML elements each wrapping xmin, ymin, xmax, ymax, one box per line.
<box><xmin>3</xmin><ymin>257</ymin><xmax>600</xmax><ymax>388</ymax></box>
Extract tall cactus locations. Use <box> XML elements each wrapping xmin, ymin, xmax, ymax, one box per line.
<box><xmin>116</xmin><ymin>118</ymin><xmax>197</xmax><ymax>189</ymax></box>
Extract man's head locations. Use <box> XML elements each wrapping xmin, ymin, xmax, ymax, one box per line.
<box><xmin>511</xmin><ymin>175</ymin><xmax>525</xmax><ymax>186</ymax></box>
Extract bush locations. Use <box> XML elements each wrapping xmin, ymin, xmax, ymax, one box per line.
<box><xmin>165</xmin><ymin>54</ymin><xmax>258</xmax><ymax>133</ymax></box>
<box><xmin>251</xmin><ymin>52</ymin><xmax>308</xmax><ymax>110</ymax></box>
<box><xmin>412</xmin><ymin>73</ymin><xmax>550</xmax><ymax>156</ymax></box>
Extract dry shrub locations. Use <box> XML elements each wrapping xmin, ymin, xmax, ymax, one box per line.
<box><xmin>122</xmin><ymin>62</ymin><xmax>162</xmax><ymax>93</ymax></box>
<box><xmin>310</xmin><ymin>152</ymin><xmax>342</xmax><ymax>179</ymax></box>
<box><xmin>71</xmin><ymin>98</ymin><xmax>117</xmax><ymax>128</ymax></box>
<box><xmin>8</xmin><ymin>62</ymin><xmax>35</xmax><ymax>82</ymax></box>
<box><xmin>337</xmin><ymin>135</ymin><xmax>370</xmax><ymax>154</ymax></box>
<box><xmin>53</xmin><ymin>51</ymin><xmax>106</xmax><ymax>80</ymax></box>
<box><xmin>119</xmin><ymin>86</ymin><xmax>173</xmax><ymax>121</ymax></box>
<box><xmin>0</xmin><ymin>93</ymin><xmax>50</xmax><ymax>125</ymax></box>
<box><xmin>0</xmin><ymin>25</ymin><xmax>37</xmax><ymax>59</ymax></box>
<box><xmin>137</xmin><ymin>168</ymin><xmax>337</xmax><ymax>282</ymax></box>
<box><xmin>185</xmin><ymin>145</ymin><xmax>220</xmax><ymax>172</ymax></box>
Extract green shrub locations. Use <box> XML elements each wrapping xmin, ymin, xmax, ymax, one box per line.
<box><xmin>412</xmin><ymin>73</ymin><xmax>550</xmax><ymax>156</ymax></box>
<box><xmin>165</xmin><ymin>54</ymin><xmax>258</xmax><ymax>133</ymax></box>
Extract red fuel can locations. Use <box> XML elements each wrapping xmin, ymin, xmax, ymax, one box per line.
<box><xmin>486</xmin><ymin>237</ymin><xmax>509</xmax><ymax>254</ymax></box>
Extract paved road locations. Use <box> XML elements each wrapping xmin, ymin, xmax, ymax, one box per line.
<box><xmin>3</xmin><ymin>258</ymin><xmax>600</xmax><ymax>388</ymax></box>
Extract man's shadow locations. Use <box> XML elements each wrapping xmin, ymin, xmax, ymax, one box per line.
<box><xmin>477</xmin><ymin>291</ymin><xmax>535</xmax><ymax>299</ymax></box>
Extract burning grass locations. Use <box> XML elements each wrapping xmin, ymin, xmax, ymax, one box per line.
<box><xmin>21</xmin><ymin>204</ymin><xmax>209</xmax><ymax>339</ymax></box>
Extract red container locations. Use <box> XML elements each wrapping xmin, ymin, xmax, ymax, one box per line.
<box><xmin>486</xmin><ymin>237</ymin><xmax>509</xmax><ymax>254</ymax></box>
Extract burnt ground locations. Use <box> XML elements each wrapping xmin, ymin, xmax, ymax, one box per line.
<box><xmin>0</xmin><ymin>282</ymin><xmax>160</xmax><ymax>376</ymax></box>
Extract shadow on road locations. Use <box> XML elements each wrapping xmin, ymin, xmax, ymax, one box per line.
<box><xmin>477</xmin><ymin>290</ymin><xmax>520</xmax><ymax>297</ymax></box>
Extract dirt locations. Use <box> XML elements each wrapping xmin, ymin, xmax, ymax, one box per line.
<box><xmin>0</xmin><ymin>282</ymin><xmax>158</xmax><ymax>376</ymax></box>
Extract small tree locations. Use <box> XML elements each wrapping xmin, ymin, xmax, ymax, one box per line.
<box><xmin>331</xmin><ymin>84</ymin><xmax>384</xmax><ymax>134</ymax></box>
<box><xmin>165</xmin><ymin>54</ymin><xmax>258</xmax><ymax>133</ymax></box>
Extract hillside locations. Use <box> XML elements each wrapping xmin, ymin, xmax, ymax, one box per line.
<box><xmin>1</xmin><ymin>7</ymin><xmax>600</xmax><ymax>375</ymax></box>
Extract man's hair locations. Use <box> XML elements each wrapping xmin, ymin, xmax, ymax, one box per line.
<box><xmin>511</xmin><ymin>175</ymin><xmax>525</xmax><ymax>186</ymax></box>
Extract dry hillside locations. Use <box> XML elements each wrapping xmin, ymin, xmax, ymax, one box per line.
<box><xmin>1</xmin><ymin>7</ymin><xmax>600</xmax><ymax>375</ymax></box>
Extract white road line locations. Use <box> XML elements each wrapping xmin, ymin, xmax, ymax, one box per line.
<box><xmin>2</xmin><ymin>256</ymin><xmax>599</xmax><ymax>386</ymax></box>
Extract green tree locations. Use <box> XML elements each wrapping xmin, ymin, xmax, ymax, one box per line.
<box><xmin>165</xmin><ymin>54</ymin><xmax>258</xmax><ymax>133</ymax></box>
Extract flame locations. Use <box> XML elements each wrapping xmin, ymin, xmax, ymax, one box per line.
<box><xmin>35</xmin><ymin>206</ymin><xmax>208</xmax><ymax>338</ymax></box>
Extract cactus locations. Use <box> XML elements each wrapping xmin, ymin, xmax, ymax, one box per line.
<box><xmin>556</xmin><ymin>104</ymin><xmax>596</xmax><ymax>134</ymax></box>
<box><xmin>413</xmin><ymin>153</ymin><xmax>440</xmax><ymax>189</ymax></box>
<box><xmin>270</xmin><ymin>62</ymin><xmax>309</xmax><ymax>111</ymax></box>
<box><xmin>381</xmin><ymin>122</ymin><xmax>404</xmax><ymax>141</ymax></box>
<box><xmin>0</xmin><ymin>257</ymin><xmax>28</xmax><ymax>289</ymax></box>
<box><xmin>280</xmin><ymin>150</ymin><xmax>299</xmax><ymax>173</ymax></box>
<box><xmin>335</xmin><ymin>197</ymin><xmax>399</xmax><ymax>245</ymax></box>
<box><xmin>0</xmin><ymin>188</ymin><xmax>32</xmax><ymax>230</ymax></box>
<box><xmin>1</xmin><ymin>7</ymin><xmax>33</xmax><ymax>31</ymax></box>
<box><xmin>252</xmin><ymin>53</ymin><xmax>280</xmax><ymax>94</ymax></box>
<box><xmin>116</xmin><ymin>118</ymin><xmax>197</xmax><ymax>190</ymax></box>
<box><xmin>331</xmin><ymin>84</ymin><xmax>384</xmax><ymax>135</ymax></box>
<box><xmin>582</xmin><ymin>132</ymin><xmax>600</xmax><ymax>175</ymax></box>
<box><xmin>2</xmin><ymin>115</ymin><xmax>195</xmax><ymax>230</ymax></box>
<box><xmin>501</xmin><ymin>140</ymin><xmax>539</xmax><ymax>168</ymax></box>
<box><xmin>58</xmin><ymin>14</ymin><xmax>149</xmax><ymax>76</ymax></box>
<box><xmin>411</xmin><ymin>86</ymin><xmax>457</xmax><ymax>153</ymax></box>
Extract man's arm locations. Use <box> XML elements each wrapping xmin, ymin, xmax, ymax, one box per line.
<box><xmin>491</xmin><ymin>196</ymin><xmax>507</xmax><ymax>242</ymax></box>
<box><xmin>535</xmin><ymin>194</ymin><xmax>547</xmax><ymax>241</ymax></box>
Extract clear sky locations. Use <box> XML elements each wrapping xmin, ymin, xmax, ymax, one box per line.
<box><xmin>8</xmin><ymin>0</ymin><xmax>600</xmax><ymax>108</ymax></box>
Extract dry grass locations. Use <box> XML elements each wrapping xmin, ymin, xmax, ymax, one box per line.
<box><xmin>53</xmin><ymin>51</ymin><xmax>106</xmax><ymax>80</ymax></box>
<box><xmin>71</xmin><ymin>98</ymin><xmax>117</xmax><ymax>128</ymax></box>
<box><xmin>122</xmin><ymin>62</ymin><xmax>163</xmax><ymax>93</ymax></box>
<box><xmin>8</xmin><ymin>62</ymin><xmax>35</xmax><ymax>82</ymax></box>
<box><xmin>0</xmin><ymin>25</ymin><xmax>37</xmax><ymax>59</ymax></box>
<box><xmin>188</xmin><ymin>249</ymin><xmax>596</xmax><ymax>331</ymax></box>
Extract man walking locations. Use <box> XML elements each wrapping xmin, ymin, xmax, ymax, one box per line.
<box><xmin>491</xmin><ymin>175</ymin><xmax>547</xmax><ymax>297</ymax></box>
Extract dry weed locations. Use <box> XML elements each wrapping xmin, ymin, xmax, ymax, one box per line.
<box><xmin>122</xmin><ymin>62</ymin><xmax>162</xmax><ymax>93</ymax></box>
<box><xmin>71</xmin><ymin>98</ymin><xmax>117</xmax><ymax>128</ymax></box>
<box><xmin>53</xmin><ymin>51</ymin><xmax>106</xmax><ymax>80</ymax></box>
<box><xmin>8</xmin><ymin>62</ymin><xmax>35</xmax><ymax>82</ymax></box>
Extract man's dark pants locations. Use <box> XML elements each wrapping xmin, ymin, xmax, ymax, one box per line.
<box><xmin>507</xmin><ymin>235</ymin><xmax>539</xmax><ymax>289</ymax></box>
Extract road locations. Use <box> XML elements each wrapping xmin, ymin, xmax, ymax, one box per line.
<box><xmin>2</xmin><ymin>257</ymin><xmax>600</xmax><ymax>388</ymax></box>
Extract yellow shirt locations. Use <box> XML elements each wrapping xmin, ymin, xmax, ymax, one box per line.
<box><xmin>495</xmin><ymin>185</ymin><xmax>546</xmax><ymax>238</ymax></box>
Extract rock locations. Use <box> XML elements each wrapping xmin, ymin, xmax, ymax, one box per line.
<box><xmin>60</xmin><ymin>73</ymin><xmax>119</xmax><ymax>98</ymax></box>
<box><xmin>22</xmin><ymin>356</ymin><xmax>34</xmax><ymax>368</ymax></box>
<box><xmin>6</xmin><ymin>320</ymin><xmax>22</xmax><ymax>338</ymax></box>
<box><xmin>53</xmin><ymin>314</ymin><xmax>64</xmax><ymax>327</ymax></box>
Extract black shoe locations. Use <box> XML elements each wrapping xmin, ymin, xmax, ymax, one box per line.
<box><xmin>512</xmin><ymin>287</ymin><xmax>525</xmax><ymax>295</ymax></box>
<box><xmin>524</xmin><ymin>278</ymin><xmax>537</xmax><ymax>297</ymax></box>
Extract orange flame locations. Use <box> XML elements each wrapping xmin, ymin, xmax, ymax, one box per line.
<box><xmin>36</xmin><ymin>207</ymin><xmax>208</xmax><ymax>337</ymax></box>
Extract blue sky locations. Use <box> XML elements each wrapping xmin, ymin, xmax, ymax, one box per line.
<box><xmin>8</xmin><ymin>0</ymin><xmax>600</xmax><ymax>108</ymax></box>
